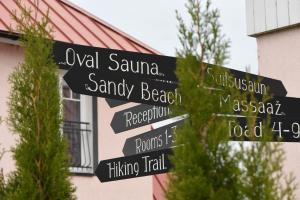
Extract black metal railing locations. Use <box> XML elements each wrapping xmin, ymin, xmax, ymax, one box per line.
<box><xmin>63</xmin><ymin>121</ymin><xmax>93</xmax><ymax>173</ymax></box>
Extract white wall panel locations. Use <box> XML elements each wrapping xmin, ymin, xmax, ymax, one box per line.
<box><xmin>246</xmin><ymin>0</ymin><xmax>255</xmax><ymax>35</ymax></box>
<box><xmin>246</xmin><ymin>0</ymin><xmax>300</xmax><ymax>36</ymax></box>
<box><xmin>265</xmin><ymin>0</ymin><xmax>278</xmax><ymax>30</ymax></box>
<box><xmin>289</xmin><ymin>0</ymin><xmax>300</xmax><ymax>24</ymax></box>
<box><xmin>253</xmin><ymin>0</ymin><xmax>266</xmax><ymax>33</ymax></box>
<box><xmin>276</xmin><ymin>0</ymin><xmax>290</xmax><ymax>27</ymax></box>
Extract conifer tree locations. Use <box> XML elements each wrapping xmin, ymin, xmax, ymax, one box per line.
<box><xmin>167</xmin><ymin>0</ymin><xmax>296</xmax><ymax>199</ymax></box>
<box><xmin>6</xmin><ymin>1</ymin><xmax>75</xmax><ymax>199</ymax></box>
<box><xmin>237</xmin><ymin>101</ymin><xmax>297</xmax><ymax>200</ymax></box>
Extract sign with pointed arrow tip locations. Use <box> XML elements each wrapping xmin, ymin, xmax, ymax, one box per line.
<box><xmin>53</xmin><ymin>41</ymin><xmax>178</xmax><ymax>82</ymax></box>
<box><xmin>54</xmin><ymin>41</ymin><xmax>287</xmax><ymax>107</ymax></box>
<box><xmin>63</xmin><ymin>67</ymin><xmax>179</xmax><ymax>106</ymax></box>
<box><xmin>111</xmin><ymin>104</ymin><xmax>171</xmax><ymax>133</ymax></box>
<box><xmin>207</xmin><ymin>66</ymin><xmax>287</xmax><ymax>97</ymax></box>
<box><xmin>219</xmin><ymin>94</ymin><xmax>300</xmax><ymax>118</ymax></box>
<box><xmin>95</xmin><ymin>149</ymin><xmax>173</xmax><ymax>182</ymax></box>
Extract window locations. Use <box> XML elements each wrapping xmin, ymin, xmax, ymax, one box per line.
<box><xmin>60</xmin><ymin>70</ymin><xmax>97</xmax><ymax>174</ymax></box>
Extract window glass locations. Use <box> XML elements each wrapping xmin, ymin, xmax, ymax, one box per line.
<box><xmin>62</xmin><ymin>85</ymin><xmax>71</xmax><ymax>98</ymax></box>
<box><xmin>62</xmin><ymin>80</ymin><xmax>82</xmax><ymax>168</ymax></box>
<box><xmin>63</xmin><ymin>100</ymin><xmax>80</xmax><ymax>122</ymax></box>
<box><xmin>60</xmin><ymin>73</ymin><xmax>94</xmax><ymax>174</ymax></box>
<box><xmin>72</xmin><ymin>92</ymin><xmax>80</xmax><ymax>100</ymax></box>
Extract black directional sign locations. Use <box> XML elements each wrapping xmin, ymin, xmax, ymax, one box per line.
<box><xmin>122</xmin><ymin>118</ymin><xmax>184</xmax><ymax>156</ymax></box>
<box><xmin>63</xmin><ymin>66</ymin><xmax>178</xmax><ymax>106</ymax></box>
<box><xmin>52</xmin><ymin>41</ymin><xmax>292</xmax><ymax>184</ymax></box>
<box><xmin>267</xmin><ymin>96</ymin><xmax>300</xmax><ymax>117</ymax></box>
<box><xmin>218</xmin><ymin>93</ymin><xmax>300</xmax><ymax>142</ymax></box>
<box><xmin>105</xmin><ymin>98</ymin><xmax>128</xmax><ymax>108</ymax></box>
<box><xmin>207</xmin><ymin>66</ymin><xmax>287</xmax><ymax>97</ymax></box>
<box><xmin>54</xmin><ymin>41</ymin><xmax>287</xmax><ymax>106</ymax></box>
<box><xmin>95</xmin><ymin>149</ymin><xmax>172</xmax><ymax>182</ymax></box>
<box><xmin>219</xmin><ymin>94</ymin><xmax>300</xmax><ymax>118</ymax></box>
<box><xmin>269</xmin><ymin>117</ymin><xmax>300</xmax><ymax>142</ymax></box>
<box><xmin>215</xmin><ymin>86</ymin><xmax>300</xmax><ymax>143</ymax></box>
<box><xmin>226</xmin><ymin>116</ymin><xmax>300</xmax><ymax>142</ymax></box>
<box><xmin>111</xmin><ymin>104</ymin><xmax>171</xmax><ymax>133</ymax></box>
<box><xmin>53</xmin><ymin>41</ymin><xmax>177</xmax><ymax>82</ymax></box>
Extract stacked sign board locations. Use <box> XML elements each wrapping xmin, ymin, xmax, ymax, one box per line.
<box><xmin>53</xmin><ymin>41</ymin><xmax>295</xmax><ymax>182</ymax></box>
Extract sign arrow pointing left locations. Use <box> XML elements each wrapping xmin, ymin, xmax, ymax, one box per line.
<box><xmin>95</xmin><ymin>149</ymin><xmax>173</xmax><ymax>182</ymax></box>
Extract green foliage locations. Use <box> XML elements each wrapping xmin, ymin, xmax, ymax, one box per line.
<box><xmin>167</xmin><ymin>0</ymin><xmax>296</xmax><ymax>200</ymax></box>
<box><xmin>168</xmin><ymin>56</ymin><xmax>243</xmax><ymax>200</ymax></box>
<box><xmin>5</xmin><ymin>1</ymin><xmax>75</xmax><ymax>199</ymax></box>
<box><xmin>0</xmin><ymin>171</ymin><xmax>21</xmax><ymax>200</ymax></box>
<box><xmin>237</xmin><ymin>89</ymin><xmax>296</xmax><ymax>200</ymax></box>
<box><xmin>0</xmin><ymin>120</ymin><xmax>8</xmax><ymax>199</ymax></box>
<box><xmin>176</xmin><ymin>0</ymin><xmax>230</xmax><ymax>65</ymax></box>
<box><xmin>0</xmin><ymin>169</ymin><xmax>5</xmax><ymax>199</ymax></box>
<box><xmin>237</xmin><ymin>140</ymin><xmax>296</xmax><ymax>200</ymax></box>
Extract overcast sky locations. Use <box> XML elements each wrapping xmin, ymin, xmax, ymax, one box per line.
<box><xmin>69</xmin><ymin>0</ymin><xmax>258</xmax><ymax>73</ymax></box>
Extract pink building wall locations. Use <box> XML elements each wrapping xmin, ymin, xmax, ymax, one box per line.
<box><xmin>257</xmin><ymin>26</ymin><xmax>300</xmax><ymax>199</ymax></box>
<box><xmin>0</xmin><ymin>0</ymin><xmax>172</xmax><ymax>199</ymax></box>
<box><xmin>0</xmin><ymin>41</ymin><xmax>155</xmax><ymax>200</ymax></box>
<box><xmin>0</xmin><ymin>42</ymin><xmax>22</xmax><ymax>177</ymax></box>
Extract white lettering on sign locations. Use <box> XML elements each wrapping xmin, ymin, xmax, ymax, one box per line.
<box><xmin>219</xmin><ymin>94</ymin><xmax>283</xmax><ymax>116</ymax></box>
<box><xmin>141</xmin><ymin>82</ymin><xmax>181</xmax><ymax>105</ymax></box>
<box><xmin>86</xmin><ymin>73</ymin><xmax>134</xmax><ymax>100</ymax></box>
<box><xmin>135</xmin><ymin>135</ymin><xmax>163</xmax><ymax>154</ymax></box>
<box><xmin>85</xmin><ymin>73</ymin><xmax>181</xmax><ymax>105</ymax></box>
<box><xmin>106</xmin><ymin>153</ymin><xmax>168</xmax><ymax>179</ymax></box>
<box><xmin>134</xmin><ymin>125</ymin><xmax>176</xmax><ymax>154</ymax></box>
<box><xmin>143</xmin><ymin>154</ymin><xmax>167</xmax><ymax>172</ymax></box>
<box><xmin>272</xmin><ymin>122</ymin><xmax>300</xmax><ymax>139</ymax></box>
<box><xmin>228</xmin><ymin>120</ymin><xmax>262</xmax><ymax>138</ymax></box>
<box><xmin>65</xmin><ymin>48</ymin><xmax>161</xmax><ymax>76</ymax></box>
<box><xmin>107</xmin><ymin>161</ymin><xmax>139</xmax><ymax>178</ymax></box>
<box><xmin>108</xmin><ymin>53</ymin><xmax>159</xmax><ymax>76</ymax></box>
<box><xmin>228</xmin><ymin>120</ymin><xmax>300</xmax><ymax>141</ymax></box>
<box><xmin>124</xmin><ymin>106</ymin><xmax>170</xmax><ymax>128</ymax></box>
<box><xmin>207</xmin><ymin>67</ymin><xmax>267</xmax><ymax>95</ymax></box>
<box><xmin>66</xmin><ymin>48</ymin><xmax>99</xmax><ymax>69</ymax></box>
